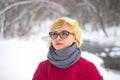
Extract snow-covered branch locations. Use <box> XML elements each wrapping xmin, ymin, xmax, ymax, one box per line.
<box><xmin>82</xmin><ymin>0</ymin><xmax>97</xmax><ymax>13</ymax></box>
<box><xmin>0</xmin><ymin>14</ymin><xmax>5</xmax><ymax>39</ymax></box>
<box><xmin>0</xmin><ymin>0</ymin><xmax>67</xmax><ymax>16</ymax></box>
<box><xmin>6</xmin><ymin>9</ymin><xmax>27</xmax><ymax>27</ymax></box>
<box><xmin>0</xmin><ymin>0</ymin><xmax>32</xmax><ymax>15</ymax></box>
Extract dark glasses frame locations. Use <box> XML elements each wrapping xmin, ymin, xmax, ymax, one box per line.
<box><xmin>49</xmin><ymin>30</ymin><xmax>74</xmax><ymax>39</ymax></box>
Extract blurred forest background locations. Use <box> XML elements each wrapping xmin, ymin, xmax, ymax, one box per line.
<box><xmin>0</xmin><ymin>0</ymin><xmax>120</xmax><ymax>70</ymax></box>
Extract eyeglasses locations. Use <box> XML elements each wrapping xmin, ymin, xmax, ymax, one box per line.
<box><xmin>49</xmin><ymin>30</ymin><xmax>74</xmax><ymax>39</ymax></box>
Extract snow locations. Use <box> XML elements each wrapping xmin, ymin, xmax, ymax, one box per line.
<box><xmin>0</xmin><ymin>39</ymin><xmax>120</xmax><ymax>80</ymax></box>
<box><xmin>0</xmin><ymin>39</ymin><xmax>47</xmax><ymax>80</ymax></box>
<box><xmin>82</xmin><ymin>25</ymin><xmax>120</xmax><ymax>46</ymax></box>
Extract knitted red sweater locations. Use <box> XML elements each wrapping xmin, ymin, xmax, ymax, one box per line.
<box><xmin>32</xmin><ymin>57</ymin><xmax>103</xmax><ymax>80</ymax></box>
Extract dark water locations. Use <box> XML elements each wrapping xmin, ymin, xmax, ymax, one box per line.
<box><xmin>81</xmin><ymin>40</ymin><xmax>120</xmax><ymax>70</ymax></box>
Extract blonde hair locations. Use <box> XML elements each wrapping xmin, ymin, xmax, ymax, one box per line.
<box><xmin>48</xmin><ymin>17</ymin><xmax>82</xmax><ymax>48</ymax></box>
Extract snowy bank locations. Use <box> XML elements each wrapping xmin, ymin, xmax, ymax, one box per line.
<box><xmin>0</xmin><ymin>40</ymin><xmax>120</xmax><ymax>80</ymax></box>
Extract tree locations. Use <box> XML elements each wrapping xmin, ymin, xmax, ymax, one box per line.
<box><xmin>0</xmin><ymin>0</ymin><xmax>67</xmax><ymax>39</ymax></box>
<box><xmin>68</xmin><ymin>0</ymin><xmax>120</xmax><ymax>37</ymax></box>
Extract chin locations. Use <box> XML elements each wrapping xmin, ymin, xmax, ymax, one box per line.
<box><xmin>55</xmin><ymin>47</ymin><xmax>64</xmax><ymax>50</ymax></box>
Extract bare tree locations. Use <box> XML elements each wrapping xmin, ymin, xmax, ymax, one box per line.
<box><xmin>0</xmin><ymin>0</ymin><xmax>120</xmax><ymax>39</ymax></box>
<box><xmin>0</xmin><ymin>0</ymin><xmax>67</xmax><ymax>39</ymax></box>
<box><xmin>66</xmin><ymin>0</ymin><xmax>120</xmax><ymax>37</ymax></box>
<box><xmin>0</xmin><ymin>14</ymin><xmax>5</xmax><ymax>39</ymax></box>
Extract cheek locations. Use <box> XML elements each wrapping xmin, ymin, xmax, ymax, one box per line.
<box><xmin>65</xmin><ymin>38</ymin><xmax>75</xmax><ymax>45</ymax></box>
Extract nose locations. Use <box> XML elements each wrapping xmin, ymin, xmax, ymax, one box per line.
<box><xmin>56</xmin><ymin>34</ymin><xmax>61</xmax><ymax>40</ymax></box>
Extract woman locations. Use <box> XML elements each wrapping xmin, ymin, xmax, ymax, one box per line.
<box><xmin>32</xmin><ymin>17</ymin><xmax>103</xmax><ymax>80</ymax></box>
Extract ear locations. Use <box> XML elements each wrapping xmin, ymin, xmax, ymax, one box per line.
<box><xmin>73</xmin><ymin>37</ymin><xmax>77</xmax><ymax>42</ymax></box>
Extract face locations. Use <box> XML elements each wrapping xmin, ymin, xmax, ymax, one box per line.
<box><xmin>49</xmin><ymin>25</ymin><xmax>76</xmax><ymax>50</ymax></box>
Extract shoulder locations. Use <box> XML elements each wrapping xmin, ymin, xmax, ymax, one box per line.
<box><xmin>78</xmin><ymin>57</ymin><xmax>100</xmax><ymax>74</ymax></box>
<box><xmin>32</xmin><ymin>60</ymin><xmax>50</xmax><ymax>80</ymax></box>
<box><xmin>78</xmin><ymin>57</ymin><xmax>103</xmax><ymax>80</ymax></box>
<box><xmin>35</xmin><ymin>60</ymin><xmax>51</xmax><ymax>73</ymax></box>
<box><xmin>38</xmin><ymin>60</ymin><xmax>50</xmax><ymax>68</ymax></box>
<box><xmin>79</xmin><ymin>57</ymin><xmax>94</xmax><ymax>66</ymax></box>
<box><xmin>79</xmin><ymin>57</ymin><xmax>98</xmax><ymax>70</ymax></box>
<box><xmin>39</xmin><ymin>60</ymin><xmax>49</xmax><ymax>65</ymax></box>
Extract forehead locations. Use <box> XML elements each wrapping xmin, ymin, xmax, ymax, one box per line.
<box><xmin>52</xmin><ymin>25</ymin><xmax>73</xmax><ymax>32</ymax></box>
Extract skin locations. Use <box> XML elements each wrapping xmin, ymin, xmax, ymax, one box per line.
<box><xmin>51</xmin><ymin>25</ymin><xmax>77</xmax><ymax>50</ymax></box>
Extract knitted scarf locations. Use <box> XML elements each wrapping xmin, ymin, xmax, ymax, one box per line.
<box><xmin>47</xmin><ymin>43</ymin><xmax>81</xmax><ymax>68</ymax></box>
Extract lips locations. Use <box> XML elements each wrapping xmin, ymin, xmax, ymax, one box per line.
<box><xmin>56</xmin><ymin>43</ymin><xmax>62</xmax><ymax>45</ymax></box>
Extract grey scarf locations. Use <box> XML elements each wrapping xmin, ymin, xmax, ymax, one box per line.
<box><xmin>47</xmin><ymin>43</ymin><xmax>81</xmax><ymax>68</ymax></box>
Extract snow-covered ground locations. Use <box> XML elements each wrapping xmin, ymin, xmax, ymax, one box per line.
<box><xmin>0</xmin><ymin>39</ymin><xmax>120</xmax><ymax>80</ymax></box>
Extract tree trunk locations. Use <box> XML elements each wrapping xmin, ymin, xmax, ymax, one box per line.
<box><xmin>0</xmin><ymin>14</ymin><xmax>5</xmax><ymax>39</ymax></box>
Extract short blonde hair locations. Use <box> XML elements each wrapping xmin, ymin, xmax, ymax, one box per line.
<box><xmin>48</xmin><ymin>17</ymin><xmax>82</xmax><ymax>48</ymax></box>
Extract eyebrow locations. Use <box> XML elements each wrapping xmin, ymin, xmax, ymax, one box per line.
<box><xmin>51</xmin><ymin>30</ymin><xmax>72</xmax><ymax>32</ymax></box>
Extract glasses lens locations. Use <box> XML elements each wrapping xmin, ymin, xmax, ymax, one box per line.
<box><xmin>49</xmin><ymin>31</ymin><xmax>73</xmax><ymax>39</ymax></box>
<box><xmin>49</xmin><ymin>32</ymin><xmax>58</xmax><ymax>39</ymax></box>
<box><xmin>60</xmin><ymin>31</ymin><xmax>69</xmax><ymax>39</ymax></box>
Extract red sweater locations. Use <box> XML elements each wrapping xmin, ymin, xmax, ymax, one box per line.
<box><xmin>32</xmin><ymin>57</ymin><xmax>103</xmax><ymax>80</ymax></box>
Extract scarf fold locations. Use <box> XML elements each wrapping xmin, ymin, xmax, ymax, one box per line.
<box><xmin>47</xmin><ymin>43</ymin><xmax>81</xmax><ymax>68</ymax></box>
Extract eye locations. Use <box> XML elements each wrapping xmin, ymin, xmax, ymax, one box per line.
<box><xmin>61</xmin><ymin>31</ymin><xmax>69</xmax><ymax>35</ymax></box>
<box><xmin>49</xmin><ymin>32</ymin><xmax>57</xmax><ymax>35</ymax></box>
<box><xmin>52</xmin><ymin>32</ymin><xmax>58</xmax><ymax>35</ymax></box>
<box><xmin>61</xmin><ymin>32</ymin><xmax>68</xmax><ymax>35</ymax></box>
<box><xmin>49</xmin><ymin>31</ymin><xmax>58</xmax><ymax>39</ymax></box>
<box><xmin>60</xmin><ymin>31</ymin><xmax>69</xmax><ymax>37</ymax></box>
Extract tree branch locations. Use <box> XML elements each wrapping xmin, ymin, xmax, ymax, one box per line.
<box><xmin>0</xmin><ymin>0</ymin><xmax>67</xmax><ymax>16</ymax></box>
